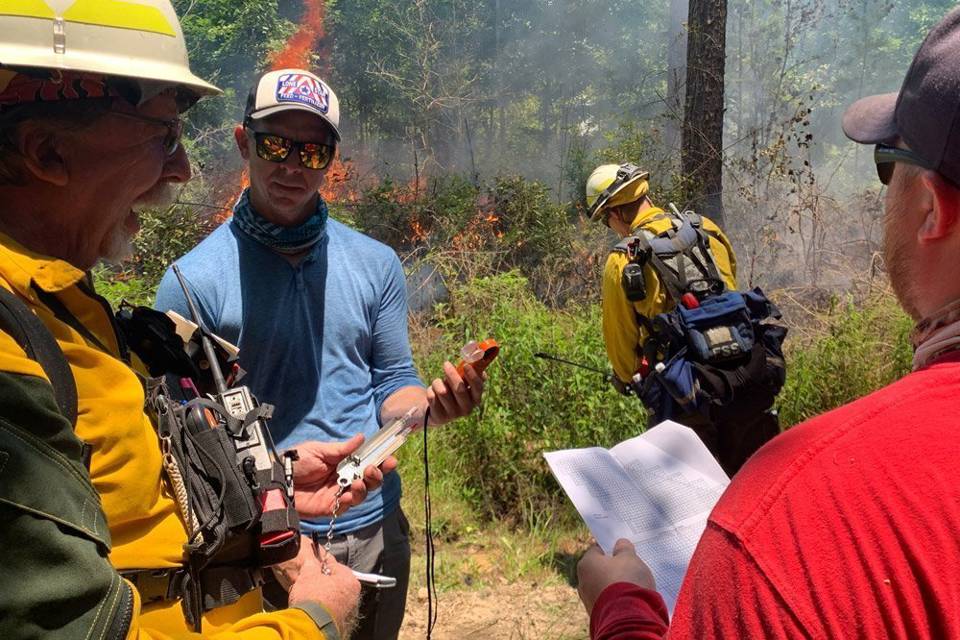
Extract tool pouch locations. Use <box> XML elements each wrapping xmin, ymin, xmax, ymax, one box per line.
<box><xmin>144</xmin><ymin>376</ymin><xmax>300</xmax><ymax>629</ymax></box>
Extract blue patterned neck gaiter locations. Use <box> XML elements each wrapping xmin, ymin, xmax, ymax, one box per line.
<box><xmin>231</xmin><ymin>187</ymin><xmax>329</xmax><ymax>254</ymax></box>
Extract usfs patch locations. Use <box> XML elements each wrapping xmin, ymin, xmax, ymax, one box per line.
<box><xmin>275</xmin><ymin>73</ymin><xmax>330</xmax><ymax>114</ymax></box>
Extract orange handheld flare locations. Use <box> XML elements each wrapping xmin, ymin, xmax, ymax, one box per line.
<box><xmin>456</xmin><ymin>339</ymin><xmax>499</xmax><ymax>377</ymax></box>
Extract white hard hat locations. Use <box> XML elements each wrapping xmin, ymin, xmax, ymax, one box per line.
<box><xmin>0</xmin><ymin>0</ymin><xmax>220</xmax><ymax>106</ymax></box>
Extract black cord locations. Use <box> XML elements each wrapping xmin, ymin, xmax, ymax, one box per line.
<box><xmin>423</xmin><ymin>406</ymin><xmax>438</xmax><ymax>639</ymax></box>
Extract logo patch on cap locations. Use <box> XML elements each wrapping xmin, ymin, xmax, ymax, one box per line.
<box><xmin>275</xmin><ymin>73</ymin><xmax>329</xmax><ymax>114</ymax></box>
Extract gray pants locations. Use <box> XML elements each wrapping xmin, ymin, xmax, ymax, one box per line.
<box><xmin>265</xmin><ymin>508</ymin><xmax>411</xmax><ymax>639</ymax></box>
<box><xmin>328</xmin><ymin>507</ymin><xmax>411</xmax><ymax>640</ymax></box>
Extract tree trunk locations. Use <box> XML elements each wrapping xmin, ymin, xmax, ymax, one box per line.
<box><xmin>665</xmin><ymin>0</ymin><xmax>688</xmax><ymax>155</ymax></box>
<box><xmin>681</xmin><ymin>0</ymin><xmax>727</xmax><ymax>227</ymax></box>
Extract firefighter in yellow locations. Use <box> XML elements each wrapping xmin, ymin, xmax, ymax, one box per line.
<box><xmin>0</xmin><ymin>2</ymin><xmax>383</xmax><ymax>638</ymax></box>
<box><xmin>586</xmin><ymin>163</ymin><xmax>738</xmax><ymax>388</ymax></box>
<box><xmin>586</xmin><ymin>163</ymin><xmax>782</xmax><ymax>475</ymax></box>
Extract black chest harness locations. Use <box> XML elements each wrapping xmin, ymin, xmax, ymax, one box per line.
<box><xmin>0</xmin><ymin>283</ymin><xmax>300</xmax><ymax>631</ymax></box>
<box><xmin>612</xmin><ymin>207</ymin><xmax>727</xmax><ymax>307</ymax></box>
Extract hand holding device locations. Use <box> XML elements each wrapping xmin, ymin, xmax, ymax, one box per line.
<box><xmin>456</xmin><ymin>339</ymin><xmax>499</xmax><ymax>378</ymax></box>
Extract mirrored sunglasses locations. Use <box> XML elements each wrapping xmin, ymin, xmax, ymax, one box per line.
<box><xmin>250</xmin><ymin>131</ymin><xmax>335</xmax><ymax>170</ymax></box>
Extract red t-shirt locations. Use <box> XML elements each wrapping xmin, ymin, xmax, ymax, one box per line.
<box><xmin>592</xmin><ymin>357</ymin><xmax>960</xmax><ymax>639</ymax></box>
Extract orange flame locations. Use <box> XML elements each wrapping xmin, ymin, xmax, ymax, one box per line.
<box><xmin>410</xmin><ymin>220</ymin><xmax>429</xmax><ymax>242</ymax></box>
<box><xmin>270</xmin><ymin>0</ymin><xmax>327</xmax><ymax>71</ymax></box>
<box><xmin>212</xmin><ymin>169</ymin><xmax>249</xmax><ymax>223</ymax></box>
<box><xmin>392</xmin><ymin>174</ymin><xmax>426</xmax><ymax>206</ymax></box>
<box><xmin>319</xmin><ymin>157</ymin><xmax>362</xmax><ymax>203</ymax></box>
<box><xmin>486</xmin><ymin>213</ymin><xmax>504</xmax><ymax>238</ymax></box>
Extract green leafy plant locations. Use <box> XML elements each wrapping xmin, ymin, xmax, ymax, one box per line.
<box><xmin>777</xmin><ymin>291</ymin><xmax>913</xmax><ymax>426</ymax></box>
<box><xmin>402</xmin><ymin>271</ymin><xmax>640</xmax><ymax>525</ymax></box>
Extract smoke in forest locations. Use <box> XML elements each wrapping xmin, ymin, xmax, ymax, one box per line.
<box><xmin>176</xmin><ymin>0</ymin><xmax>956</xmax><ymax>290</ymax></box>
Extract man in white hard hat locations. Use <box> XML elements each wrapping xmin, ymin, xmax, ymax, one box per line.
<box><xmin>156</xmin><ymin>68</ymin><xmax>487</xmax><ymax>639</ymax></box>
<box><xmin>0</xmin><ymin>3</ymin><xmax>379</xmax><ymax>638</ymax></box>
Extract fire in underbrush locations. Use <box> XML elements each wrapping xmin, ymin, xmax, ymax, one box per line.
<box><xmin>211</xmin><ymin>169</ymin><xmax>249</xmax><ymax>223</ymax></box>
<box><xmin>410</xmin><ymin>220</ymin><xmax>429</xmax><ymax>242</ymax></box>
<box><xmin>391</xmin><ymin>184</ymin><xmax>510</xmax><ymax>249</ymax></box>
<box><xmin>319</xmin><ymin>157</ymin><xmax>360</xmax><ymax>203</ymax></box>
<box><xmin>446</xmin><ymin>199</ymin><xmax>506</xmax><ymax>251</ymax></box>
<box><xmin>484</xmin><ymin>212</ymin><xmax>504</xmax><ymax>238</ymax></box>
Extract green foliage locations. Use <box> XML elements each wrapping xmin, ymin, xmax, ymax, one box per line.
<box><xmin>396</xmin><ymin>279</ymin><xmax>914</xmax><ymax>529</ymax></box>
<box><xmin>172</xmin><ymin>0</ymin><xmax>295</xmax><ymax>162</ymax></box>
<box><xmin>326</xmin><ymin>0</ymin><xmax>671</xmax><ymax>181</ymax></box>
<box><xmin>489</xmin><ymin>175</ymin><xmax>573</xmax><ymax>270</ymax></box>
<box><xmin>351</xmin><ymin>173</ymin><xmax>605</xmax><ymax>307</ymax></box>
<box><xmin>594</xmin><ymin>120</ymin><xmax>687</xmax><ymax>206</ymax></box>
<box><xmin>402</xmin><ymin>271</ymin><xmax>640</xmax><ymax>524</ymax></box>
<box><xmin>92</xmin><ymin>270</ymin><xmax>154</xmax><ymax>308</ymax></box>
<box><xmin>777</xmin><ymin>291</ymin><xmax>913</xmax><ymax>427</ymax></box>
<box><xmin>131</xmin><ymin>205</ymin><xmax>216</xmax><ymax>287</ymax></box>
<box><xmin>174</xmin><ymin>0</ymin><xmax>294</xmax><ymax>95</ymax></box>
<box><xmin>561</xmin><ymin>135</ymin><xmax>593</xmax><ymax>213</ymax></box>
<box><xmin>350</xmin><ymin>175</ymin><xmax>480</xmax><ymax>252</ymax></box>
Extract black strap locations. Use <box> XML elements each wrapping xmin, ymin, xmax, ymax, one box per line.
<box><xmin>32</xmin><ymin>285</ymin><xmax>114</xmax><ymax>355</ymax></box>
<box><xmin>625</xmin><ymin>208</ymin><xmax>725</xmax><ymax>302</ymax></box>
<box><xmin>0</xmin><ymin>287</ymin><xmax>78</xmax><ymax>427</ymax></box>
<box><xmin>120</xmin><ymin>566</ymin><xmax>263</xmax><ymax>610</ymax></box>
<box><xmin>691</xmin><ymin>223</ymin><xmax>724</xmax><ymax>286</ymax></box>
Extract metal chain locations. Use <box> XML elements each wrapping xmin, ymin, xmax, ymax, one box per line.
<box><xmin>319</xmin><ymin>486</ymin><xmax>346</xmax><ymax>575</ymax></box>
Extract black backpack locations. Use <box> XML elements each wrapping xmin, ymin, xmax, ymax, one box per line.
<box><xmin>613</xmin><ymin>206</ymin><xmax>787</xmax><ymax>473</ymax></box>
<box><xmin>0</xmin><ymin>286</ymin><xmax>303</xmax><ymax>630</ymax></box>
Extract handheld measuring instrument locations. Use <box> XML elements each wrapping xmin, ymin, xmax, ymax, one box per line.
<box><xmin>457</xmin><ymin>338</ymin><xmax>499</xmax><ymax>378</ymax></box>
<box><xmin>335</xmin><ymin>338</ymin><xmax>500</xmax><ymax>489</ymax></box>
<box><xmin>336</xmin><ymin>405</ymin><xmax>421</xmax><ymax>488</ymax></box>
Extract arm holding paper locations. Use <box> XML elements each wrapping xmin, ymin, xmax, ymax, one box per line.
<box><xmin>565</xmin><ymin>422</ymin><xmax>809</xmax><ymax>640</ymax></box>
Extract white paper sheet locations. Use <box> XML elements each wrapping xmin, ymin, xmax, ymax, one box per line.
<box><xmin>544</xmin><ymin>420</ymin><xmax>730</xmax><ymax>613</ymax></box>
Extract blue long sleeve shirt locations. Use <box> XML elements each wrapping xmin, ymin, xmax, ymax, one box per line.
<box><xmin>155</xmin><ymin>217</ymin><xmax>423</xmax><ymax>534</ymax></box>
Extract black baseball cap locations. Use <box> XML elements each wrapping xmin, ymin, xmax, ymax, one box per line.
<box><xmin>842</xmin><ymin>8</ymin><xmax>960</xmax><ymax>186</ymax></box>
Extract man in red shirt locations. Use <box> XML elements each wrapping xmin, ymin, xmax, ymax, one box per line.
<box><xmin>576</xmin><ymin>8</ymin><xmax>960</xmax><ymax>639</ymax></box>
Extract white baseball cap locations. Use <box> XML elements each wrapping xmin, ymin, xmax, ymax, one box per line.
<box><xmin>243</xmin><ymin>68</ymin><xmax>340</xmax><ymax>140</ymax></box>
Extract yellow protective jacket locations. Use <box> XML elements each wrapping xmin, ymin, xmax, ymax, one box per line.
<box><xmin>601</xmin><ymin>207</ymin><xmax>738</xmax><ymax>383</ymax></box>
<box><xmin>0</xmin><ymin>233</ymin><xmax>336</xmax><ymax>640</ymax></box>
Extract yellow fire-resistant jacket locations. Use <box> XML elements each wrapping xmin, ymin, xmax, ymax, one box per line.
<box><xmin>601</xmin><ymin>206</ymin><xmax>738</xmax><ymax>384</ymax></box>
<box><xmin>0</xmin><ymin>233</ymin><xmax>336</xmax><ymax>640</ymax></box>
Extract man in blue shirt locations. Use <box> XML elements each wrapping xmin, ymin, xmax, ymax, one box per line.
<box><xmin>156</xmin><ymin>68</ymin><xmax>485</xmax><ymax>639</ymax></box>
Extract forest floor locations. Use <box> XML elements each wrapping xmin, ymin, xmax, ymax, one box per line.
<box><xmin>397</xmin><ymin>526</ymin><xmax>590</xmax><ymax>639</ymax></box>
<box><xmin>400</xmin><ymin>579</ymin><xmax>585</xmax><ymax>639</ymax></box>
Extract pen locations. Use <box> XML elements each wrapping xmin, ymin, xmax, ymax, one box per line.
<box><xmin>351</xmin><ymin>570</ymin><xmax>397</xmax><ymax>589</ymax></box>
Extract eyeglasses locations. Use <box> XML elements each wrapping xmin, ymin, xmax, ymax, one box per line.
<box><xmin>109</xmin><ymin>110</ymin><xmax>183</xmax><ymax>156</ymax></box>
<box><xmin>248</xmin><ymin>130</ymin><xmax>335</xmax><ymax>170</ymax></box>
<box><xmin>874</xmin><ymin>144</ymin><xmax>931</xmax><ymax>186</ymax></box>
